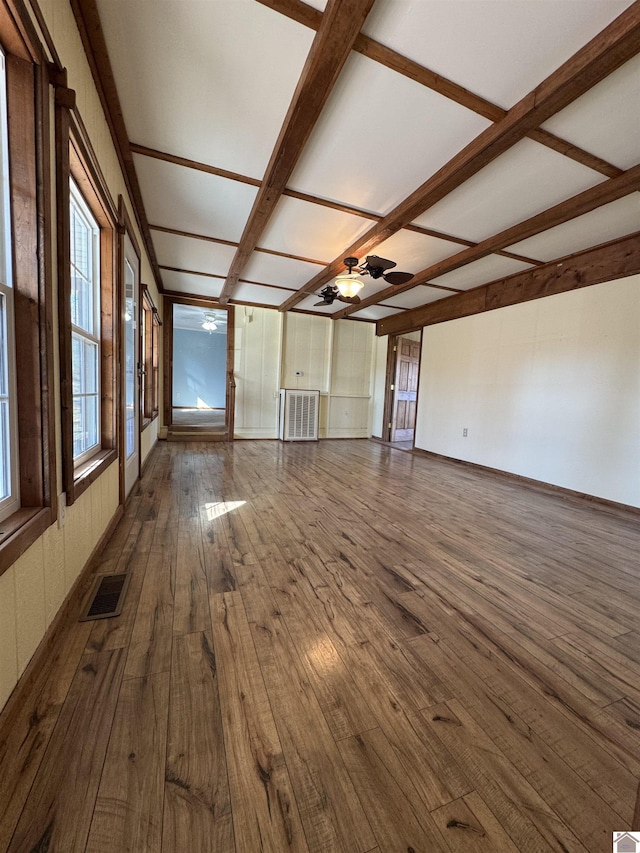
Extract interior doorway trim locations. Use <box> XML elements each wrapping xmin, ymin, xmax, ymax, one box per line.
<box><xmin>382</xmin><ymin>331</ymin><xmax>422</xmax><ymax>446</ymax></box>
<box><xmin>163</xmin><ymin>295</ymin><xmax>235</xmax><ymax>440</ymax></box>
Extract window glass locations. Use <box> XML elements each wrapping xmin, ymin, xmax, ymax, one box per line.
<box><xmin>0</xmin><ymin>50</ymin><xmax>17</xmax><ymax>519</ymax></box>
<box><xmin>70</xmin><ymin>181</ymin><xmax>100</xmax><ymax>462</ymax></box>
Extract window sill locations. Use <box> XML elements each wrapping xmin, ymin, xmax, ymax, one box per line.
<box><xmin>72</xmin><ymin>448</ymin><xmax>118</xmax><ymax>503</ymax></box>
<box><xmin>141</xmin><ymin>412</ymin><xmax>159</xmax><ymax>431</ymax></box>
<box><xmin>0</xmin><ymin>507</ymin><xmax>55</xmax><ymax>577</ymax></box>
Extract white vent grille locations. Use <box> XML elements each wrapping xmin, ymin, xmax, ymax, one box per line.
<box><xmin>279</xmin><ymin>390</ymin><xmax>319</xmax><ymax>441</ymax></box>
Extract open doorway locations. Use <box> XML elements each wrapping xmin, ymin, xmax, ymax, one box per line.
<box><xmin>383</xmin><ymin>331</ymin><xmax>422</xmax><ymax>449</ymax></box>
<box><xmin>164</xmin><ymin>299</ymin><xmax>234</xmax><ymax>439</ymax></box>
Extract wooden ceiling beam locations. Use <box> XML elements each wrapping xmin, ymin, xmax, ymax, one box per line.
<box><xmin>257</xmin><ymin>0</ymin><xmax>624</xmax><ymax>179</ymax></box>
<box><xmin>137</xmin><ymin>143</ymin><xmax>542</xmax><ymax>264</ymax></box>
<box><xmin>376</xmin><ymin>231</ymin><xmax>640</xmax><ymax>337</ymax></box>
<box><xmin>218</xmin><ymin>0</ymin><xmax>377</xmax><ymax>303</ymax></box>
<box><xmin>280</xmin><ymin>5</ymin><xmax>640</xmax><ymax>312</ymax></box>
<box><xmin>149</xmin><ymin>224</ymin><xmax>328</xmax><ymax>266</ymax></box>
<box><xmin>335</xmin><ymin>163</ymin><xmax>640</xmax><ymax>318</ymax></box>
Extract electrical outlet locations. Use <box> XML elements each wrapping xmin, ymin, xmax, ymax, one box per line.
<box><xmin>463</xmin><ymin>428</ymin><xmax>468</xmax><ymax>437</ymax></box>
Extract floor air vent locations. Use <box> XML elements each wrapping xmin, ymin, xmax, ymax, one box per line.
<box><xmin>279</xmin><ymin>389</ymin><xmax>320</xmax><ymax>441</ymax></box>
<box><xmin>79</xmin><ymin>573</ymin><xmax>131</xmax><ymax>621</ymax></box>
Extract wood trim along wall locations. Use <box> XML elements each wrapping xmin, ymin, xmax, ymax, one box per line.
<box><xmin>280</xmin><ymin>6</ymin><xmax>640</xmax><ymax>312</ymax></box>
<box><xmin>335</xmin><ymin>163</ymin><xmax>640</xmax><ymax>319</ymax></box>
<box><xmin>411</xmin><ymin>447</ymin><xmax>640</xmax><ymax>518</ymax></box>
<box><xmin>0</xmin><ymin>501</ymin><xmax>124</xmax><ymax>732</ymax></box>
<box><xmin>67</xmin><ymin>0</ymin><xmax>164</xmax><ymax>294</ymax></box>
<box><xmin>377</xmin><ymin>231</ymin><xmax>640</xmax><ymax>337</ymax></box>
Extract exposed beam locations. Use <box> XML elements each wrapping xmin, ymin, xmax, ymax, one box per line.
<box><xmin>257</xmin><ymin>0</ymin><xmax>624</xmax><ymax>179</ymax></box>
<box><xmin>138</xmin><ymin>144</ymin><xmax>542</xmax><ymax>262</ymax></box>
<box><xmin>130</xmin><ymin>142</ymin><xmax>261</xmax><ymax>187</ymax></box>
<box><xmin>280</xmin><ymin>4</ymin><xmax>640</xmax><ymax>312</ymax></box>
<box><xmin>335</xmin><ymin>163</ymin><xmax>640</xmax><ymax>318</ymax></box>
<box><xmin>218</xmin><ymin>0</ymin><xmax>377</xmax><ymax>303</ymax></box>
<box><xmin>149</xmin><ymin>223</ymin><xmax>328</xmax><ymax>266</ymax></box>
<box><xmin>159</xmin><ymin>266</ymin><xmax>297</xmax><ymax>292</ymax></box>
<box><xmin>376</xmin><ymin>231</ymin><xmax>640</xmax><ymax>337</ymax></box>
<box><xmin>69</xmin><ymin>0</ymin><xmax>165</xmax><ymax>293</ymax></box>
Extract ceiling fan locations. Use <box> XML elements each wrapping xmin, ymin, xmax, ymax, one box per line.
<box><xmin>314</xmin><ymin>255</ymin><xmax>415</xmax><ymax>306</ymax></box>
<box><xmin>356</xmin><ymin>255</ymin><xmax>414</xmax><ymax>286</ymax></box>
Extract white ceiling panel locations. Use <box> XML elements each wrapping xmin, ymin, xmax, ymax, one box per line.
<box><xmin>134</xmin><ymin>155</ymin><xmax>257</xmax><ymax>243</ymax></box>
<box><xmin>382</xmin><ymin>286</ymin><xmax>451</xmax><ymax>310</ymax></box>
<box><xmin>259</xmin><ymin>196</ymin><xmax>373</xmax><ymax>260</ymax></box>
<box><xmin>232</xmin><ymin>284</ymin><xmax>293</xmax><ymax>307</ymax></box>
<box><xmin>97</xmin><ymin>0</ymin><xmax>314</xmax><ymax>179</ymax></box>
<box><xmin>288</xmin><ymin>53</ymin><xmax>490</xmax><ymax>215</ymax></box>
<box><xmin>505</xmin><ymin>194</ymin><xmax>640</xmax><ymax>262</ymax></box>
<box><xmin>161</xmin><ymin>270</ymin><xmax>223</xmax><ymax>299</ymax></box>
<box><xmin>361</xmin><ymin>0</ymin><xmax>633</xmax><ymax>109</ymax></box>
<box><xmin>242</xmin><ymin>252</ymin><xmax>326</xmax><ymax>290</ymax></box>
<box><xmin>369</xmin><ymin>229</ymin><xmax>460</xmax><ymax>275</ymax></box>
<box><xmin>431</xmin><ymin>254</ymin><xmax>533</xmax><ymax>291</ymax></box>
<box><xmin>412</xmin><ymin>139</ymin><xmax>605</xmax><ymax>243</ymax></box>
<box><xmin>152</xmin><ymin>231</ymin><xmax>236</xmax><ymax>276</ymax></box>
<box><xmin>349</xmin><ymin>305</ymin><xmax>401</xmax><ymax>321</ymax></box>
<box><xmin>542</xmin><ymin>54</ymin><xmax>640</xmax><ymax>170</ymax></box>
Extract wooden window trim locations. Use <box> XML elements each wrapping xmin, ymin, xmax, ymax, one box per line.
<box><xmin>140</xmin><ymin>283</ymin><xmax>160</xmax><ymax>428</ymax></box>
<box><xmin>57</xmin><ymin>105</ymin><xmax>118</xmax><ymax>506</ymax></box>
<box><xmin>0</xmin><ymin>24</ymin><xmax>56</xmax><ymax>576</ymax></box>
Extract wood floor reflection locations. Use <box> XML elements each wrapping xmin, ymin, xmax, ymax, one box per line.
<box><xmin>1</xmin><ymin>439</ymin><xmax>639</xmax><ymax>852</ymax></box>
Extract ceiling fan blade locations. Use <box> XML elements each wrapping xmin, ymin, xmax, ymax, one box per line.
<box><xmin>337</xmin><ymin>294</ymin><xmax>361</xmax><ymax>305</ymax></box>
<box><xmin>366</xmin><ymin>255</ymin><xmax>396</xmax><ymax>271</ymax></box>
<box><xmin>384</xmin><ymin>271</ymin><xmax>414</xmax><ymax>286</ymax></box>
<box><xmin>313</xmin><ymin>300</ymin><xmax>327</xmax><ymax>306</ymax></box>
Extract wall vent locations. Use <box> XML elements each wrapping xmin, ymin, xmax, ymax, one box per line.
<box><xmin>279</xmin><ymin>389</ymin><xmax>320</xmax><ymax>441</ymax></box>
<box><xmin>79</xmin><ymin>572</ymin><xmax>131</xmax><ymax>621</ymax></box>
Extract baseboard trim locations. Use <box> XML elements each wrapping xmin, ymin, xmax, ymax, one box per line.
<box><xmin>411</xmin><ymin>447</ymin><xmax>640</xmax><ymax>518</ymax></box>
<box><xmin>0</xmin><ymin>503</ymin><xmax>124</xmax><ymax>721</ymax></box>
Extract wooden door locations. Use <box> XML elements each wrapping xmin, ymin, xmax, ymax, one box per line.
<box><xmin>391</xmin><ymin>337</ymin><xmax>420</xmax><ymax>442</ymax></box>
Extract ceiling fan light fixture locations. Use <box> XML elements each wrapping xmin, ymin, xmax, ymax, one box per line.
<box><xmin>335</xmin><ymin>273</ymin><xmax>364</xmax><ymax>299</ymax></box>
<box><xmin>202</xmin><ymin>312</ymin><xmax>218</xmax><ymax>332</ymax></box>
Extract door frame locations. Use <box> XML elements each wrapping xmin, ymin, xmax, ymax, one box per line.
<box><xmin>382</xmin><ymin>331</ymin><xmax>422</xmax><ymax>444</ymax></box>
<box><xmin>163</xmin><ymin>295</ymin><xmax>235</xmax><ymax>440</ymax></box>
<box><xmin>118</xmin><ymin>199</ymin><xmax>141</xmax><ymax>501</ymax></box>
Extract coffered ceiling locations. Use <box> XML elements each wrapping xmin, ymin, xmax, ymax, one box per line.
<box><xmin>75</xmin><ymin>0</ymin><xmax>640</xmax><ymax>329</ymax></box>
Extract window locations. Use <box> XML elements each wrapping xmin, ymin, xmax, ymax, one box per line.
<box><xmin>141</xmin><ymin>286</ymin><xmax>160</xmax><ymax>423</ymax></box>
<box><xmin>70</xmin><ymin>180</ymin><xmax>100</xmax><ymax>463</ymax></box>
<box><xmin>57</xmin><ymin>116</ymin><xmax>118</xmax><ymax>505</ymax></box>
<box><xmin>0</xmin><ymin>48</ymin><xmax>18</xmax><ymax>523</ymax></box>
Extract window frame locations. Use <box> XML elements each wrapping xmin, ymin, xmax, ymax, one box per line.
<box><xmin>0</xmin><ymin>24</ymin><xmax>57</xmax><ymax>575</ymax></box>
<box><xmin>69</xmin><ymin>177</ymin><xmax>101</xmax><ymax>465</ymax></box>
<box><xmin>57</xmin><ymin>107</ymin><xmax>118</xmax><ymax>507</ymax></box>
<box><xmin>140</xmin><ymin>284</ymin><xmax>160</xmax><ymax>426</ymax></box>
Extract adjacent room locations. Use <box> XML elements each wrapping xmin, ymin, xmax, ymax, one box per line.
<box><xmin>0</xmin><ymin>0</ymin><xmax>638</xmax><ymax>851</ymax></box>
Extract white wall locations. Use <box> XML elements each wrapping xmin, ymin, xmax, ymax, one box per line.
<box><xmin>234</xmin><ymin>308</ymin><xmax>376</xmax><ymax>440</ymax></box>
<box><xmin>415</xmin><ymin>275</ymin><xmax>640</xmax><ymax>507</ymax></box>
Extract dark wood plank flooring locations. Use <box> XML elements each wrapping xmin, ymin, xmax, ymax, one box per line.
<box><xmin>1</xmin><ymin>439</ymin><xmax>639</xmax><ymax>852</ymax></box>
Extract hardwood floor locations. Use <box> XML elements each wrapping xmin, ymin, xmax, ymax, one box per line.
<box><xmin>1</xmin><ymin>439</ymin><xmax>639</xmax><ymax>852</ymax></box>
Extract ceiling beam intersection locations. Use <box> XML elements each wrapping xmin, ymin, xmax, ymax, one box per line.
<box><xmin>279</xmin><ymin>4</ymin><xmax>640</xmax><ymax>313</ymax></box>
<box><xmin>218</xmin><ymin>0</ymin><xmax>378</xmax><ymax>304</ymax></box>
<box><xmin>334</xmin><ymin>162</ymin><xmax>640</xmax><ymax>319</ymax></box>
